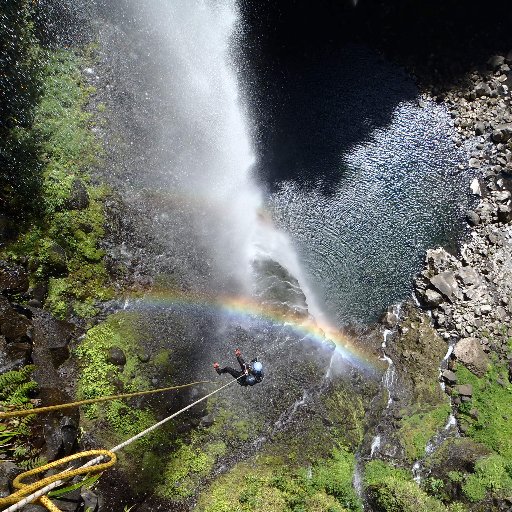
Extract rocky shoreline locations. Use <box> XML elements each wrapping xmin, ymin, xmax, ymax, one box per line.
<box><xmin>365</xmin><ymin>51</ymin><xmax>512</xmax><ymax>510</ymax></box>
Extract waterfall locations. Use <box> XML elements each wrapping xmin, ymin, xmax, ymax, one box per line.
<box><xmin>102</xmin><ymin>0</ymin><xmax>326</xmax><ymax>315</ymax></box>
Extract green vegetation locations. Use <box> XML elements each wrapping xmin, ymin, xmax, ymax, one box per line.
<box><xmin>398</xmin><ymin>402</ymin><xmax>451</xmax><ymax>462</ymax></box>
<box><xmin>0</xmin><ymin>366</ymin><xmax>45</xmax><ymax>469</ymax></box>
<box><xmin>2</xmin><ymin>48</ymin><xmax>114</xmax><ymax>320</ymax></box>
<box><xmin>455</xmin><ymin>363</ymin><xmax>512</xmax><ymax>461</ymax></box>
<box><xmin>75</xmin><ymin>312</ymin><xmax>175</xmax><ymax>490</ymax></box>
<box><xmin>196</xmin><ymin>448</ymin><xmax>362</xmax><ymax>512</ymax></box>
<box><xmin>363</xmin><ymin>460</ymin><xmax>466</xmax><ymax>512</ymax></box>
<box><xmin>461</xmin><ymin>454</ymin><xmax>512</xmax><ymax>502</ymax></box>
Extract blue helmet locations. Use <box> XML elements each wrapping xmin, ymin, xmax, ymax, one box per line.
<box><xmin>252</xmin><ymin>361</ymin><xmax>263</xmax><ymax>374</ymax></box>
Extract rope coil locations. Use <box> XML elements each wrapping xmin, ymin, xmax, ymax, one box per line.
<box><xmin>0</xmin><ymin>377</ymin><xmax>241</xmax><ymax>512</ymax></box>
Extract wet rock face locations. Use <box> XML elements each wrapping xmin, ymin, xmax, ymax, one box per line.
<box><xmin>0</xmin><ymin>260</ymin><xmax>29</xmax><ymax>294</ymax></box>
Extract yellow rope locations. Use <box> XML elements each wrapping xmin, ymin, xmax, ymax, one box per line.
<box><xmin>0</xmin><ymin>380</ymin><xmax>211</xmax><ymax>419</ymax></box>
<box><xmin>0</xmin><ymin>450</ymin><xmax>116</xmax><ymax>511</ymax></box>
<box><xmin>1</xmin><ymin>377</ymin><xmax>241</xmax><ymax>512</ymax></box>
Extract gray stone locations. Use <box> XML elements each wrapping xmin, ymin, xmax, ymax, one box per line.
<box><xmin>492</xmin><ymin>190</ymin><xmax>511</xmax><ymax>202</ymax></box>
<box><xmin>108</xmin><ymin>347</ymin><xmax>126</xmax><ymax>366</ymax></box>
<box><xmin>430</xmin><ymin>271</ymin><xmax>460</xmax><ymax>301</ymax></box>
<box><xmin>200</xmin><ymin>414</ymin><xmax>215</xmax><ymax>427</ymax></box>
<box><xmin>469</xmin><ymin>157</ymin><xmax>481</xmax><ymax>168</ymax></box>
<box><xmin>475</xmin><ymin>82</ymin><xmax>492</xmax><ymax>97</ymax></box>
<box><xmin>81</xmin><ymin>489</ymin><xmax>100</xmax><ymax>512</ymax></box>
<box><xmin>455</xmin><ymin>384</ymin><xmax>473</xmax><ymax>397</ymax></box>
<box><xmin>466</xmin><ymin>210</ymin><xmax>480</xmax><ymax>226</ymax></box>
<box><xmin>498</xmin><ymin>204</ymin><xmax>512</xmax><ymax>223</ymax></box>
<box><xmin>424</xmin><ymin>288</ymin><xmax>444</xmax><ymax>307</ymax></box>
<box><xmin>491</xmin><ymin>123</ymin><xmax>512</xmax><ymax>143</ymax></box>
<box><xmin>454</xmin><ymin>337</ymin><xmax>489</xmax><ymax>377</ymax></box>
<box><xmin>0</xmin><ymin>462</ymin><xmax>22</xmax><ymax>497</ymax></box>
<box><xmin>457</xmin><ymin>266</ymin><xmax>480</xmax><ymax>286</ymax></box>
<box><xmin>441</xmin><ymin>369</ymin><xmax>457</xmax><ymax>385</ymax></box>
<box><xmin>474</xmin><ymin>121</ymin><xmax>485</xmax><ymax>136</ymax></box>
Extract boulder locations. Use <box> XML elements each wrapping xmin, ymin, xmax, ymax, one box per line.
<box><xmin>65</xmin><ymin>178</ymin><xmax>90</xmax><ymax>210</ymax></box>
<box><xmin>430</xmin><ymin>271</ymin><xmax>460</xmax><ymax>301</ymax></box>
<box><xmin>0</xmin><ymin>296</ymin><xmax>32</xmax><ymax>342</ymax></box>
<box><xmin>0</xmin><ymin>336</ymin><xmax>31</xmax><ymax>373</ymax></box>
<box><xmin>491</xmin><ymin>123</ymin><xmax>512</xmax><ymax>143</ymax></box>
<box><xmin>0</xmin><ymin>261</ymin><xmax>29</xmax><ymax>294</ymax></box>
<box><xmin>31</xmin><ymin>310</ymin><xmax>75</xmax><ymax>376</ymax></box>
<box><xmin>423</xmin><ymin>288</ymin><xmax>444</xmax><ymax>307</ymax></box>
<box><xmin>492</xmin><ymin>190</ymin><xmax>511</xmax><ymax>202</ymax></box>
<box><xmin>108</xmin><ymin>347</ymin><xmax>126</xmax><ymax>366</ymax></box>
<box><xmin>0</xmin><ymin>461</ymin><xmax>22</xmax><ymax>497</ymax></box>
<box><xmin>456</xmin><ymin>266</ymin><xmax>480</xmax><ymax>286</ymax></box>
<box><xmin>474</xmin><ymin>121</ymin><xmax>485</xmax><ymax>136</ymax></box>
<box><xmin>455</xmin><ymin>384</ymin><xmax>473</xmax><ymax>398</ymax></box>
<box><xmin>474</xmin><ymin>82</ymin><xmax>492</xmax><ymax>97</ymax></box>
<box><xmin>498</xmin><ymin>204</ymin><xmax>512</xmax><ymax>223</ymax></box>
<box><xmin>441</xmin><ymin>369</ymin><xmax>457</xmax><ymax>385</ymax></box>
<box><xmin>466</xmin><ymin>210</ymin><xmax>480</xmax><ymax>226</ymax></box>
<box><xmin>453</xmin><ymin>337</ymin><xmax>489</xmax><ymax>377</ymax></box>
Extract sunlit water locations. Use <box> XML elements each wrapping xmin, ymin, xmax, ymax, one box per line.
<box><xmin>269</xmin><ymin>98</ymin><xmax>472</xmax><ymax>324</ymax></box>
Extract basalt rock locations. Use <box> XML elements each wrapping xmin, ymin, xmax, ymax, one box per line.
<box><xmin>108</xmin><ymin>346</ymin><xmax>126</xmax><ymax>366</ymax></box>
<box><xmin>430</xmin><ymin>271</ymin><xmax>461</xmax><ymax>301</ymax></box>
<box><xmin>31</xmin><ymin>309</ymin><xmax>75</xmax><ymax>378</ymax></box>
<box><xmin>0</xmin><ymin>296</ymin><xmax>32</xmax><ymax>342</ymax></box>
<box><xmin>0</xmin><ymin>261</ymin><xmax>29</xmax><ymax>294</ymax></box>
<box><xmin>65</xmin><ymin>178</ymin><xmax>90</xmax><ymax>210</ymax></box>
<box><xmin>0</xmin><ymin>461</ymin><xmax>22</xmax><ymax>497</ymax></box>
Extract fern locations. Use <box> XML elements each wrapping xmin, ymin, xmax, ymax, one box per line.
<box><xmin>0</xmin><ymin>365</ymin><xmax>35</xmax><ymax>397</ymax></box>
<box><xmin>8</xmin><ymin>381</ymin><xmax>38</xmax><ymax>404</ymax></box>
<box><xmin>13</xmin><ymin>445</ymin><xmax>29</xmax><ymax>458</ymax></box>
<box><xmin>18</xmin><ymin>455</ymin><xmax>46</xmax><ymax>470</ymax></box>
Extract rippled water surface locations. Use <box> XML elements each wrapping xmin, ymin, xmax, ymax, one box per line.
<box><xmin>268</xmin><ymin>96</ymin><xmax>472</xmax><ymax>324</ymax></box>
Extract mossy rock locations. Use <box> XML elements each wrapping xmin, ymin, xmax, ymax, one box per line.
<box><xmin>196</xmin><ymin>448</ymin><xmax>362</xmax><ymax>512</ymax></box>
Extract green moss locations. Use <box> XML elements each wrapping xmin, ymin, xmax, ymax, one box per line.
<box><xmin>364</xmin><ymin>461</ymin><xmax>465</xmax><ymax>512</ymax></box>
<box><xmin>157</xmin><ymin>442</ymin><xmax>217</xmax><ymax>499</ymax></box>
<box><xmin>196</xmin><ymin>448</ymin><xmax>362</xmax><ymax>512</ymax></box>
<box><xmin>322</xmin><ymin>385</ymin><xmax>365</xmax><ymax>449</ymax></box>
<box><xmin>398</xmin><ymin>402</ymin><xmax>451</xmax><ymax>462</ymax></box>
<box><xmin>75</xmin><ymin>313</ymin><xmax>155</xmax><ymax>435</ymax></box>
<box><xmin>455</xmin><ymin>364</ymin><xmax>512</xmax><ymax>462</ymax></box>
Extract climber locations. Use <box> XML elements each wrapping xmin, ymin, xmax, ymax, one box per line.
<box><xmin>213</xmin><ymin>349</ymin><xmax>264</xmax><ymax>386</ymax></box>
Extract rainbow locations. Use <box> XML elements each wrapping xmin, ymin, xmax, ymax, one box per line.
<box><xmin>122</xmin><ymin>290</ymin><xmax>384</xmax><ymax>374</ymax></box>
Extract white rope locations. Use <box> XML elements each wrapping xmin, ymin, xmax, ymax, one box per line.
<box><xmin>3</xmin><ymin>378</ymin><xmax>240</xmax><ymax>512</ymax></box>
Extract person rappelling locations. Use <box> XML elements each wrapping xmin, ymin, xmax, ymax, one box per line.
<box><xmin>213</xmin><ymin>349</ymin><xmax>264</xmax><ymax>386</ymax></box>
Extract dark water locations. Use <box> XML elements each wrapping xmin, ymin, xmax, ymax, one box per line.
<box><xmin>247</xmin><ymin>45</ymin><xmax>473</xmax><ymax>324</ymax></box>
